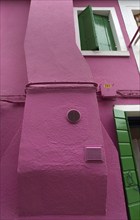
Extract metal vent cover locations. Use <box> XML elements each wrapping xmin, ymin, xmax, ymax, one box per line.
<box><xmin>67</xmin><ymin>109</ymin><xmax>81</xmax><ymax>124</ymax></box>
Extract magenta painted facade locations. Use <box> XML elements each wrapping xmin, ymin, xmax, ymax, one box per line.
<box><xmin>0</xmin><ymin>0</ymin><xmax>139</xmax><ymax>220</ymax></box>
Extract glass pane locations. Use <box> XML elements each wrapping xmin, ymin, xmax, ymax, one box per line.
<box><xmin>134</xmin><ymin>13</ymin><xmax>140</xmax><ymax>27</ymax></box>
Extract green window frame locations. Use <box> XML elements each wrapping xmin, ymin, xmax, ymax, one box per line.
<box><xmin>114</xmin><ymin>106</ymin><xmax>140</xmax><ymax>220</ymax></box>
<box><xmin>78</xmin><ymin>6</ymin><xmax>116</xmax><ymax>51</ymax></box>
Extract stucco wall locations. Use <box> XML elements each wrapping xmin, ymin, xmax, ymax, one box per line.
<box><xmin>18</xmin><ymin>0</ymin><xmax>108</xmax><ymax>216</ymax></box>
<box><xmin>74</xmin><ymin>0</ymin><xmax>139</xmax><ymax>89</ymax></box>
<box><xmin>73</xmin><ymin>0</ymin><xmax>140</xmax><ymax>142</ymax></box>
<box><xmin>73</xmin><ymin>0</ymin><xmax>139</xmax><ymax>90</ymax></box>
<box><xmin>1</xmin><ymin>0</ymin><xmax>139</xmax><ymax>219</ymax></box>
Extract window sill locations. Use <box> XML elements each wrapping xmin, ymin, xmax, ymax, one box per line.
<box><xmin>81</xmin><ymin>50</ymin><xmax>130</xmax><ymax>57</ymax></box>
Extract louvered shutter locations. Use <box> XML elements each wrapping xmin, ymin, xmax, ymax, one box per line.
<box><xmin>78</xmin><ymin>6</ymin><xmax>99</xmax><ymax>50</ymax></box>
<box><xmin>114</xmin><ymin>109</ymin><xmax>140</xmax><ymax>220</ymax></box>
<box><xmin>94</xmin><ymin>14</ymin><xmax>116</xmax><ymax>51</ymax></box>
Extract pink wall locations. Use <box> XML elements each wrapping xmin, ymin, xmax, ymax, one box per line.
<box><xmin>1</xmin><ymin>0</ymin><xmax>30</xmax><ymax>95</ymax></box>
<box><xmin>18</xmin><ymin>0</ymin><xmax>108</xmax><ymax>216</ymax></box>
<box><xmin>74</xmin><ymin>0</ymin><xmax>140</xmax><ymax>143</ymax></box>
<box><xmin>1</xmin><ymin>0</ymin><xmax>139</xmax><ymax>219</ymax></box>
<box><xmin>1</xmin><ymin>2</ymin><xmax>30</xmax><ymax>219</ymax></box>
<box><xmin>74</xmin><ymin>0</ymin><xmax>139</xmax><ymax>89</ymax></box>
<box><xmin>18</xmin><ymin>89</ymin><xmax>107</xmax><ymax>216</ymax></box>
<box><xmin>24</xmin><ymin>0</ymin><xmax>94</xmax><ymax>83</ymax></box>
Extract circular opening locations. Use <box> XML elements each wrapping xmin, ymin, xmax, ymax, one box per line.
<box><xmin>67</xmin><ymin>109</ymin><xmax>81</xmax><ymax>124</ymax></box>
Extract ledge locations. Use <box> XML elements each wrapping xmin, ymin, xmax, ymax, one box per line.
<box><xmin>81</xmin><ymin>50</ymin><xmax>130</xmax><ymax>57</ymax></box>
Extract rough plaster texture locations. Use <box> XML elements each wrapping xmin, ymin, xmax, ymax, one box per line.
<box><xmin>18</xmin><ymin>0</ymin><xmax>108</xmax><ymax>215</ymax></box>
<box><xmin>0</xmin><ymin>104</ymin><xmax>25</xmax><ymax>158</ymax></box>
<box><xmin>1</xmin><ymin>0</ymin><xmax>139</xmax><ymax>219</ymax></box>
<box><xmin>0</xmin><ymin>108</ymin><xmax>127</xmax><ymax>220</ymax></box>
<box><xmin>18</xmin><ymin>89</ymin><xmax>107</xmax><ymax>215</ymax></box>
<box><xmin>1</xmin><ymin>0</ymin><xmax>29</xmax><ymax>95</ymax></box>
<box><xmin>24</xmin><ymin>0</ymin><xmax>94</xmax><ymax>83</ymax></box>
<box><xmin>0</xmin><ymin>104</ymin><xmax>24</xmax><ymax>220</ymax></box>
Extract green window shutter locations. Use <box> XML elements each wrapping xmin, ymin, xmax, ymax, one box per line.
<box><xmin>114</xmin><ymin>109</ymin><xmax>125</xmax><ymax>118</ymax></box>
<box><xmin>93</xmin><ymin>14</ymin><xmax>116</xmax><ymax>51</ymax></box>
<box><xmin>114</xmin><ymin>109</ymin><xmax>140</xmax><ymax>220</ymax></box>
<box><xmin>78</xmin><ymin>6</ymin><xmax>99</xmax><ymax>50</ymax></box>
<box><xmin>129</xmin><ymin>203</ymin><xmax>140</xmax><ymax>220</ymax></box>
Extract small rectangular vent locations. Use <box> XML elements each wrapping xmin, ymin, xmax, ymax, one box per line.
<box><xmin>85</xmin><ymin>147</ymin><xmax>102</xmax><ymax>161</ymax></box>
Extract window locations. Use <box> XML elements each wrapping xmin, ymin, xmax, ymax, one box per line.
<box><xmin>78</xmin><ymin>6</ymin><xmax>116</xmax><ymax>51</ymax></box>
<box><xmin>134</xmin><ymin>13</ymin><xmax>140</xmax><ymax>27</ymax></box>
<box><xmin>74</xmin><ymin>6</ymin><xmax>129</xmax><ymax>56</ymax></box>
<box><xmin>118</xmin><ymin>0</ymin><xmax>140</xmax><ymax>71</ymax></box>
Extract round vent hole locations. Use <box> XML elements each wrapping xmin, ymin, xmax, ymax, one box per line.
<box><xmin>67</xmin><ymin>109</ymin><xmax>80</xmax><ymax>124</ymax></box>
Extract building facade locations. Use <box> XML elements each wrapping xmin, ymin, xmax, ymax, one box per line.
<box><xmin>1</xmin><ymin>0</ymin><xmax>140</xmax><ymax>220</ymax></box>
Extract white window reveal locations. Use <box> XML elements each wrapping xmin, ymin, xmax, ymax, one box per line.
<box><xmin>118</xmin><ymin>0</ymin><xmax>140</xmax><ymax>71</ymax></box>
<box><xmin>74</xmin><ymin>6</ymin><xmax>129</xmax><ymax>57</ymax></box>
